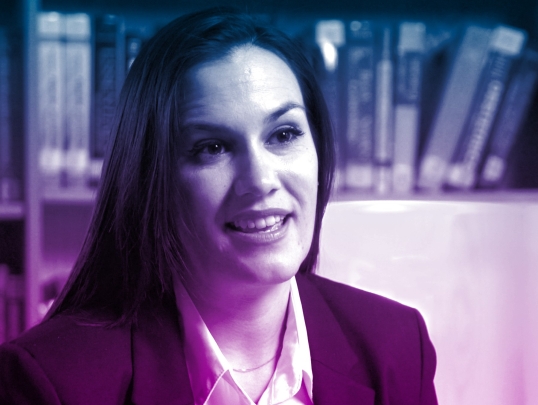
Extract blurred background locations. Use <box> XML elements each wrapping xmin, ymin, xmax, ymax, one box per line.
<box><xmin>1</xmin><ymin>0</ymin><xmax>538</xmax><ymax>403</ymax></box>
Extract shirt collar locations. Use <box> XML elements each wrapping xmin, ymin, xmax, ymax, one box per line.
<box><xmin>173</xmin><ymin>276</ymin><xmax>313</xmax><ymax>405</ymax></box>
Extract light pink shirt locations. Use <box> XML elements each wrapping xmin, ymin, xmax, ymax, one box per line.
<box><xmin>174</xmin><ymin>277</ymin><xmax>313</xmax><ymax>405</ymax></box>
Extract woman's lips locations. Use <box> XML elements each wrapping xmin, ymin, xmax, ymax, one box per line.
<box><xmin>226</xmin><ymin>214</ymin><xmax>290</xmax><ymax>242</ymax></box>
<box><xmin>230</xmin><ymin>214</ymin><xmax>285</xmax><ymax>233</ymax></box>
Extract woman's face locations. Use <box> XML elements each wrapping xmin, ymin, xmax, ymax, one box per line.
<box><xmin>176</xmin><ymin>45</ymin><xmax>319</xmax><ymax>289</ymax></box>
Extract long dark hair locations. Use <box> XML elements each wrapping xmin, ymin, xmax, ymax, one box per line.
<box><xmin>47</xmin><ymin>7</ymin><xmax>335</xmax><ymax>325</ymax></box>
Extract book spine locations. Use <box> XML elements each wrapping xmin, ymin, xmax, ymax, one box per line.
<box><xmin>125</xmin><ymin>34</ymin><xmax>143</xmax><ymax>74</ymax></box>
<box><xmin>392</xmin><ymin>22</ymin><xmax>426</xmax><ymax>194</ymax></box>
<box><xmin>418</xmin><ymin>23</ymin><xmax>457</xmax><ymax>176</ymax></box>
<box><xmin>446</xmin><ymin>25</ymin><xmax>527</xmax><ymax>189</ymax></box>
<box><xmin>344</xmin><ymin>20</ymin><xmax>375</xmax><ymax>191</ymax></box>
<box><xmin>0</xmin><ymin>29</ymin><xmax>22</xmax><ymax>202</ymax></box>
<box><xmin>479</xmin><ymin>49</ymin><xmax>538</xmax><ymax>187</ymax></box>
<box><xmin>0</xmin><ymin>29</ymin><xmax>16</xmax><ymax>202</ymax></box>
<box><xmin>89</xmin><ymin>14</ymin><xmax>125</xmax><ymax>185</ymax></box>
<box><xmin>5</xmin><ymin>273</ymin><xmax>24</xmax><ymax>341</ymax></box>
<box><xmin>417</xmin><ymin>25</ymin><xmax>492</xmax><ymax>191</ymax></box>
<box><xmin>374</xmin><ymin>26</ymin><xmax>394</xmax><ymax>194</ymax></box>
<box><xmin>37</xmin><ymin>12</ymin><xmax>65</xmax><ymax>188</ymax></box>
<box><xmin>0</xmin><ymin>264</ymin><xmax>8</xmax><ymax>343</ymax></box>
<box><xmin>64</xmin><ymin>13</ymin><xmax>92</xmax><ymax>188</ymax></box>
<box><xmin>315</xmin><ymin>20</ymin><xmax>346</xmax><ymax>191</ymax></box>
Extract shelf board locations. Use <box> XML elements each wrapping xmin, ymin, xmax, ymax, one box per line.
<box><xmin>39</xmin><ymin>188</ymin><xmax>538</xmax><ymax>205</ymax></box>
<box><xmin>42</xmin><ymin>187</ymin><xmax>97</xmax><ymax>204</ymax></box>
<box><xmin>0</xmin><ymin>202</ymin><xmax>24</xmax><ymax>220</ymax></box>
<box><xmin>333</xmin><ymin>189</ymin><xmax>538</xmax><ymax>204</ymax></box>
<box><xmin>40</xmin><ymin>0</ymin><xmax>534</xmax><ymax>17</ymax></box>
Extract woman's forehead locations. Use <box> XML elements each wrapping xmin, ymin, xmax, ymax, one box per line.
<box><xmin>180</xmin><ymin>45</ymin><xmax>305</xmax><ymax>120</ymax></box>
<box><xmin>185</xmin><ymin>46</ymin><xmax>301</xmax><ymax>96</ymax></box>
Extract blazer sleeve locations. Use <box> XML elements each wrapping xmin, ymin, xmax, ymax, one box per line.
<box><xmin>413</xmin><ymin>309</ymin><xmax>438</xmax><ymax>405</ymax></box>
<box><xmin>0</xmin><ymin>342</ymin><xmax>62</xmax><ymax>405</ymax></box>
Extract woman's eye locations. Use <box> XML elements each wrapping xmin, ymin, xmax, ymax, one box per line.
<box><xmin>204</xmin><ymin>142</ymin><xmax>225</xmax><ymax>155</ymax></box>
<box><xmin>189</xmin><ymin>141</ymin><xmax>227</xmax><ymax>158</ymax></box>
<box><xmin>270</xmin><ymin>127</ymin><xmax>305</xmax><ymax>145</ymax></box>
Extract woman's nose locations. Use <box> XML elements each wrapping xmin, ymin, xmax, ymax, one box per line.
<box><xmin>233</xmin><ymin>146</ymin><xmax>281</xmax><ymax>197</ymax></box>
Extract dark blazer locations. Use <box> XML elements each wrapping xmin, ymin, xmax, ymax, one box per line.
<box><xmin>0</xmin><ymin>274</ymin><xmax>437</xmax><ymax>405</ymax></box>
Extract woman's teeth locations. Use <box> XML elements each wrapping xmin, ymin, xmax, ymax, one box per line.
<box><xmin>234</xmin><ymin>215</ymin><xmax>284</xmax><ymax>231</ymax></box>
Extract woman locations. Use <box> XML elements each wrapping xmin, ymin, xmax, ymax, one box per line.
<box><xmin>0</xmin><ymin>8</ymin><xmax>437</xmax><ymax>405</ymax></box>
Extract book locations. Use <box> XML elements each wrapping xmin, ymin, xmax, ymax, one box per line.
<box><xmin>0</xmin><ymin>28</ymin><xmax>9</xmax><ymax>195</ymax></box>
<box><xmin>479</xmin><ymin>49</ymin><xmax>538</xmax><ymax>188</ymax></box>
<box><xmin>343</xmin><ymin>20</ymin><xmax>375</xmax><ymax>191</ymax></box>
<box><xmin>418</xmin><ymin>22</ymin><xmax>457</xmax><ymax>174</ymax></box>
<box><xmin>36</xmin><ymin>12</ymin><xmax>65</xmax><ymax>188</ymax></box>
<box><xmin>0</xmin><ymin>28</ymin><xmax>20</xmax><ymax>202</ymax></box>
<box><xmin>445</xmin><ymin>25</ymin><xmax>527</xmax><ymax>190</ymax></box>
<box><xmin>417</xmin><ymin>25</ymin><xmax>492</xmax><ymax>191</ymax></box>
<box><xmin>64</xmin><ymin>13</ymin><xmax>92</xmax><ymax>188</ymax></box>
<box><xmin>125</xmin><ymin>33</ymin><xmax>144</xmax><ymax>74</ymax></box>
<box><xmin>89</xmin><ymin>14</ymin><xmax>125</xmax><ymax>186</ymax></box>
<box><xmin>392</xmin><ymin>22</ymin><xmax>426</xmax><ymax>194</ymax></box>
<box><xmin>5</xmin><ymin>273</ymin><xmax>23</xmax><ymax>341</ymax></box>
<box><xmin>314</xmin><ymin>19</ymin><xmax>346</xmax><ymax>191</ymax></box>
<box><xmin>38</xmin><ymin>276</ymin><xmax>66</xmax><ymax>320</ymax></box>
<box><xmin>0</xmin><ymin>264</ymin><xmax>8</xmax><ymax>343</ymax></box>
<box><xmin>373</xmin><ymin>25</ymin><xmax>395</xmax><ymax>194</ymax></box>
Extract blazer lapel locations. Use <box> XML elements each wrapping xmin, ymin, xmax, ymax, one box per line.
<box><xmin>297</xmin><ymin>274</ymin><xmax>376</xmax><ymax>405</ymax></box>
<box><xmin>131</xmin><ymin>303</ymin><xmax>194</xmax><ymax>405</ymax></box>
<box><xmin>129</xmin><ymin>276</ymin><xmax>375</xmax><ymax>405</ymax></box>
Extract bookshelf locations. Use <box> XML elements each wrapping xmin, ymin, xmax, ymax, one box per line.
<box><xmin>0</xmin><ymin>0</ymin><xmax>24</xmax><ymax>344</ymax></box>
<box><xmin>41</xmin><ymin>186</ymin><xmax>96</xmax><ymax>204</ymax></box>
<box><xmin>0</xmin><ymin>203</ymin><xmax>24</xmax><ymax>220</ymax></box>
<box><xmin>335</xmin><ymin>189</ymin><xmax>538</xmax><ymax>203</ymax></box>
<box><xmin>6</xmin><ymin>0</ymin><xmax>538</xmax><ymax>338</ymax></box>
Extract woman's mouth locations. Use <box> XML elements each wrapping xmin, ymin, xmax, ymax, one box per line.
<box><xmin>227</xmin><ymin>215</ymin><xmax>288</xmax><ymax>233</ymax></box>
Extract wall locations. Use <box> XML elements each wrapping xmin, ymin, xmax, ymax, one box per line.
<box><xmin>319</xmin><ymin>199</ymin><xmax>538</xmax><ymax>405</ymax></box>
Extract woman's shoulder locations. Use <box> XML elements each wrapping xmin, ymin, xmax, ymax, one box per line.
<box><xmin>296</xmin><ymin>273</ymin><xmax>431</xmax><ymax>347</ymax></box>
<box><xmin>297</xmin><ymin>273</ymin><xmax>419</xmax><ymax>316</ymax></box>
<box><xmin>3</xmin><ymin>311</ymin><xmax>132</xmax><ymax>362</ymax></box>
<box><xmin>297</xmin><ymin>273</ymin><xmax>438</xmax><ymax>404</ymax></box>
<box><xmin>0</xmin><ymin>312</ymin><xmax>132</xmax><ymax>405</ymax></box>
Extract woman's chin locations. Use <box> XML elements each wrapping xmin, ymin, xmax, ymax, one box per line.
<box><xmin>224</xmin><ymin>261</ymin><xmax>301</xmax><ymax>288</ymax></box>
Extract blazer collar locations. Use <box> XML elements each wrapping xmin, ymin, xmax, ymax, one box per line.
<box><xmin>131</xmin><ymin>302</ymin><xmax>194</xmax><ymax>405</ymax></box>
<box><xmin>296</xmin><ymin>274</ymin><xmax>375</xmax><ymax>405</ymax></box>
<box><xmin>130</xmin><ymin>276</ymin><xmax>374</xmax><ymax>405</ymax></box>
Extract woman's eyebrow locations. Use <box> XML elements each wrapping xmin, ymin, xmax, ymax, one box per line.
<box><xmin>264</xmin><ymin>102</ymin><xmax>306</xmax><ymax>124</ymax></box>
<box><xmin>180</xmin><ymin>102</ymin><xmax>306</xmax><ymax>134</ymax></box>
<box><xmin>181</xmin><ymin>122</ymin><xmax>233</xmax><ymax>134</ymax></box>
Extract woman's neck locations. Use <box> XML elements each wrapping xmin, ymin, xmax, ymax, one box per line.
<box><xmin>184</xmin><ymin>276</ymin><xmax>291</xmax><ymax>370</ymax></box>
